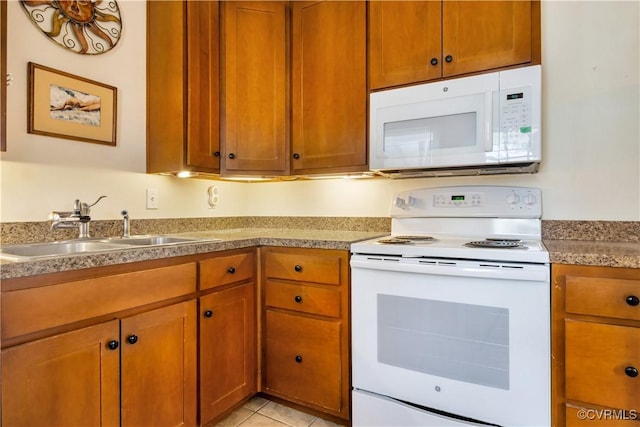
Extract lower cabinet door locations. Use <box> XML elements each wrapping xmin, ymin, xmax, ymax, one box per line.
<box><xmin>121</xmin><ymin>300</ymin><xmax>197</xmax><ymax>427</ymax></box>
<box><xmin>199</xmin><ymin>282</ymin><xmax>256</xmax><ymax>424</ymax></box>
<box><xmin>2</xmin><ymin>320</ymin><xmax>121</xmax><ymax>427</ymax></box>
<box><xmin>265</xmin><ymin>310</ymin><xmax>343</xmax><ymax>413</ymax></box>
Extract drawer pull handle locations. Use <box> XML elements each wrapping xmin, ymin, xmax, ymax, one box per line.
<box><xmin>127</xmin><ymin>335</ymin><xmax>138</xmax><ymax>345</ymax></box>
<box><xmin>294</xmin><ymin>264</ymin><xmax>303</xmax><ymax>272</ymax></box>
<box><xmin>228</xmin><ymin>266</ymin><xmax>236</xmax><ymax>274</ymax></box>
<box><xmin>204</xmin><ymin>310</ymin><xmax>213</xmax><ymax>318</ymax></box>
<box><xmin>107</xmin><ymin>340</ymin><xmax>119</xmax><ymax>350</ymax></box>
<box><xmin>294</xmin><ymin>295</ymin><xmax>302</xmax><ymax>303</ymax></box>
<box><xmin>626</xmin><ymin>295</ymin><xmax>640</xmax><ymax>306</ymax></box>
<box><xmin>625</xmin><ymin>366</ymin><xmax>638</xmax><ymax>378</ymax></box>
<box><xmin>295</xmin><ymin>355</ymin><xmax>303</xmax><ymax>363</ymax></box>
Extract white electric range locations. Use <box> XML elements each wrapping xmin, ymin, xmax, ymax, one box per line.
<box><xmin>351</xmin><ymin>185</ymin><xmax>550</xmax><ymax>426</ymax></box>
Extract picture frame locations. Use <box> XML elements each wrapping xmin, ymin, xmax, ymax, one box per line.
<box><xmin>27</xmin><ymin>62</ymin><xmax>117</xmax><ymax>146</ymax></box>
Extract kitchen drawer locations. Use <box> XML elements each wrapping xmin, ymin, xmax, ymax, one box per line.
<box><xmin>264</xmin><ymin>280</ymin><xmax>341</xmax><ymax>318</ymax></box>
<box><xmin>265</xmin><ymin>310</ymin><xmax>342</xmax><ymax>412</ymax></box>
<box><xmin>566</xmin><ymin>275</ymin><xmax>640</xmax><ymax>321</ymax></box>
<box><xmin>565</xmin><ymin>320</ymin><xmax>640</xmax><ymax>411</ymax></box>
<box><xmin>2</xmin><ymin>263</ymin><xmax>197</xmax><ymax>341</ymax></box>
<box><xmin>263</xmin><ymin>251</ymin><xmax>341</xmax><ymax>285</ymax></box>
<box><xmin>565</xmin><ymin>404</ymin><xmax>638</xmax><ymax>427</ymax></box>
<box><xmin>200</xmin><ymin>251</ymin><xmax>255</xmax><ymax>290</ymax></box>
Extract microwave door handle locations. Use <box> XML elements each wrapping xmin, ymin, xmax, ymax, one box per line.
<box><xmin>484</xmin><ymin>91</ymin><xmax>493</xmax><ymax>151</ymax></box>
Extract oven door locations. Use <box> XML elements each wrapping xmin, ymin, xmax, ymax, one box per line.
<box><xmin>351</xmin><ymin>255</ymin><xmax>550</xmax><ymax>427</ymax></box>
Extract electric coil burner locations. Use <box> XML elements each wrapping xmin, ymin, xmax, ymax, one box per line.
<box><xmin>378</xmin><ymin>236</ymin><xmax>437</xmax><ymax>245</ymax></box>
<box><xmin>464</xmin><ymin>239</ymin><xmax>525</xmax><ymax>249</ymax></box>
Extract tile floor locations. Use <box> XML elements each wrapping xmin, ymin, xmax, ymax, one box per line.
<box><xmin>210</xmin><ymin>396</ymin><xmax>346</xmax><ymax>427</ymax></box>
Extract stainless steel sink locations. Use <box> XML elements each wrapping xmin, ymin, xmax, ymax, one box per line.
<box><xmin>0</xmin><ymin>235</ymin><xmax>223</xmax><ymax>261</ymax></box>
<box><xmin>0</xmin><ymin>240</ymin><xmax>132</xmax><ymax>260</ymax></box>
<box><xmin>104</xmin><ymin>236</ymin><xmax>208</xmax><ymax>246</ymax></box>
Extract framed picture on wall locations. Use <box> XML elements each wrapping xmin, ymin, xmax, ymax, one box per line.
<box><xmin>27</xmin><ymin>62</ymin><xmax>117</xmax><ymax>146</ymax></box>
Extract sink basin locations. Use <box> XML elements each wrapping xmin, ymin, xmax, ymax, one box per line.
<box><xmin>0</xmin><ymin>240</ymin><xmax>131</xmax><ymax>260</ymax></box>
<box><xmin>105</xmin><ymin>236</ymin><xmax>216</xmax><ymax>246</ymax></box>
<box><xmin>0</xmin><ymin>235</ymin><xmax>223</xmax><ymax>261</ymax></box>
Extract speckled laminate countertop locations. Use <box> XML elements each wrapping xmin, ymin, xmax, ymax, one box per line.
<box><xmin>543</xmin><ymin>239</ymin><xmax>640</xmax><ymax>269</ymax></box>
<box><xmin>541</xmin><ymin>220</ymin><xmax>640</xmax><ymax>269</ymax></box>
<box><xmin>0</xmin><ymin>228</ymin><xmax>386</xmax><ymax>280</ymax></box>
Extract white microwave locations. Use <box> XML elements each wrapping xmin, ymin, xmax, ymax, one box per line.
<box><xmin>369</xmin><ymin>65</ymin><xmax>542</xmax><ymax>178</ymax></box>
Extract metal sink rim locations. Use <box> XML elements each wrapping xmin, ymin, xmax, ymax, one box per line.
<box><xmin>0</xmin><ymin>235</ymin><xmax>223</xmax><ymax>261</ymax></box>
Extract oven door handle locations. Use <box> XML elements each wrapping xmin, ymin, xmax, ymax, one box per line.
<box><xmin>350</xmin><ymin>257</ymin><xmax>549</xmax><ymax>282</ymax></box>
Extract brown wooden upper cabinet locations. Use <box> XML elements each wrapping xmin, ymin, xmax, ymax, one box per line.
<box><xmin>291</xmin><ymin>1</ymin><xmax>367</xmax><ymax>175</ymax></box>
<box><xmin>221</xmin><ymin>1</ymin><xmax>288</xmax><ymax>176</ymax></box>
<box><xmin>222</xmin><ymin>0</ymin><xmax>367</xmax><ymax>176</ymax></box>
<box><xmin>147</xmin><ymin>1</ymin><xmax>220</xmax><ymax>175</ymax></box>
<box><xmin>1</xmin><ymin>0</ymin><xmax>6</xmax><ymax>152</ymax></box>
<box><xmin>369</xmin><ymin>0</ymin><xmax>540</xmax><ymax>90</ymax></box>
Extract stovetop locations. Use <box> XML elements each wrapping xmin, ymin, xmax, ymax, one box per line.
<box><xmin>351</xmin><ymin>235</ymin><xmax>549</xmax><ymax>263</ymax></box>
<box><xmin>351</xmin><ymin>185</ymin><xmax>549</xmax><ymax>264</ymax></box>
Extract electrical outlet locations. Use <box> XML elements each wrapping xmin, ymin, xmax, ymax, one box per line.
<box><xmin>207</xmin><ymin>186</ymin><xmax>219</xmax><ymax>209</ymax></box>
<box><xmin>146</xmin><ymin>188</ymin><xmax>159</xmax><ymax>209</ymax></box>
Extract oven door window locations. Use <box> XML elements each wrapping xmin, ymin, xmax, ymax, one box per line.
<box><xmin>377</xmin><ymin>295</ymin><xmax>509</xmax><ymax>390</ymax></box>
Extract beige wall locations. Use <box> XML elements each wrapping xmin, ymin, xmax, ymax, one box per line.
<box><xmin>1</xmin><ymin>1</ymin><xmax>638</xmax><ymax>223</ymax></box>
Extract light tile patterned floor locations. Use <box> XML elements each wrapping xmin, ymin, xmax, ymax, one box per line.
<box><xmin>210</xmin><ymin>396</ymin><xmax>345</xmax><ymax>427</ymax></box>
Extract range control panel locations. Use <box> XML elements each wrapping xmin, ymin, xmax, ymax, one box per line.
<box><xmin>434</xmin><ymin>191</ymin><xmax>485</xmax><ymax>208</ymax></box>
<box><xmin>392</xmin><ymin>186</ymin><xmax>542</xmax><ymax>218</ymax></box>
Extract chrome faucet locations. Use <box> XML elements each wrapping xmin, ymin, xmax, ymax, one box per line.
<box><xmin>48</xmin><ymin>196</ymin><xmax>107</xmax><ymax>239</ymax></box>
<box><xmin>121</xmin><ymin>209</ymin><xmax>131</xmax><ymax>238</ymax></box>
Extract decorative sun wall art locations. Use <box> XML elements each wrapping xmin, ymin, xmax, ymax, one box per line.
<box><xmin>20</xmin><ymin>0</ymin><xmax>123</xmax><ymax>55</ymax></box>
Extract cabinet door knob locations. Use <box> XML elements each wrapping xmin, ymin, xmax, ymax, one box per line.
<box><xmin>107</xmin><ymin>340</ymin><xmax>119</xmax><ymax>350</ymax></box>
<box><xmin>293</xmin><ymin>153</ymin><xmax>300</xmax><ymax>160</ymax></box>
<box><xmin>228</xmin><ymin>266</ymin><xmax>236</xmax><ymax>274</ymax></box>
<box><xmin>625</xmin><ymin>366</ymin><xmax>638</xmax><ymax>378</ymax></box>
<box><xmin>445</xmin><ymin>55</ymin><xmax>453</xmax><ymax>63</ymax></box>
<box><xmin>204</xmin><ymin>310</ymin><xmax>213</xmax><ymax>318</ymax></box>
<box><xmin>228</xmin><ymin>153</ymin><xmax>236</xmax><ymax>159</ymax></box>
<box><xmin>213</xmin><ymin>151</ymin><xmax>221</xmax><ymax>157</ymax></box>
<box><xmin>626</xmin><ymin>295</ymin><xmax>639</xmax><ymax>306</ymax></box>
<box><xmin>295</xmin><ymin>355</ymin><xmax>303</xmax><ymax>363</ymax></box>
<box><xmin>294</xmin><ymin>295</ymin><xmax>302</xmax><ymax>303</ymax></box>
<box><xmin>430</xmin><ymin>57</ymin><xmax>438</xmax><ymax>66</ymax></box>
<box><xmin>127</xmin><ymin>335</ymin><xmax>138</xmax><ymax>345</ymax></box>
<box><xmin>294</xmin><ymin>264</ymin><xmax>303</xmax><ymax>272</ymax></box>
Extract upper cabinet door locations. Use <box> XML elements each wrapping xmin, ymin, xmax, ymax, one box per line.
<box><xmin>369</xmin><ymin>1</ymin><xmax>442</xmax><ymax>90</ymax></box>
<box><xmin>291</xmin><ymin>1</ymin><xmax>367</xmax><ymax>174</ymax></box>
<box><xmin>369</xmin><ymin>1</ymin><xmax>537</xmax><ymax>89</ymax></box>
<box><xmin>221</xmin><ymin>1</ymin><xmax>288</xmax><ymax>175</ymax></box>
<box><xmin>186</xmin><ymin>1</ymin><xmax>221</xmax><ymax>170</ymax></box>
<box><xmin>442</xmin><ymin>1</ymin><xmax>532</xmax><ymax>77</ymax></box>
<box><xmin>1</xmin><ymin>0</ymin><xmax>6</xmax><ymax>152</ymax></box>
<box><xmin>147</xmin><ymin>1</ymin><xmax>220</xmax><ymax>174</ymax></box>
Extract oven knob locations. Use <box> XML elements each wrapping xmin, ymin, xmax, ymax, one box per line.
<box><xmin>523</xmin><ymin>193</ymin><xmax>537</xmax><ymax>206</ymax></box>
<box><xmin>506</xmin><ymin>193</ymin><xmax>520</xmax><ymax>206</ymax></box>
<box><xmin>395</xmin><ymin>196</ymin><xmax>415</xmax><ymax>209</ymax></box>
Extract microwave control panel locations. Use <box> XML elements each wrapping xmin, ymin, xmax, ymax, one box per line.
<box><xmin>499</xmin><ymin>86</ymin><xmax>532</xmax><ymax>135</ymax></box>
